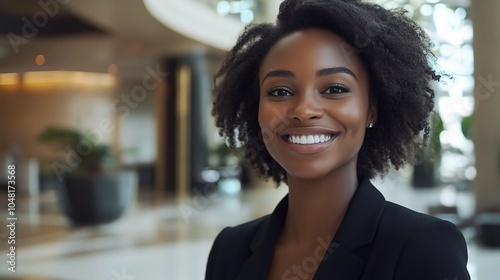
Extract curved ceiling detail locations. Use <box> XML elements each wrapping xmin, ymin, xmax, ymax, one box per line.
<box><xmin>143</xmin><ymin>0</ymin><xmax>245</xmax><ymax>51</ymax></box>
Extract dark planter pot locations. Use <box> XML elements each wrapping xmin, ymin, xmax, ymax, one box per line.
<box><xmin>57</xmin><ymin>171</ymin><xmax>137</xmax><ymax>225</ymax></box>
<box><xmin>476</xmin><ymin>213</ymin><xmax>500</xmax><ymax>247</ymax></box>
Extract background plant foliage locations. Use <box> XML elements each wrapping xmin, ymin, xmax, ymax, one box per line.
<box><xmin>38</xmin><ymin>126</ymin><xmax>117</xmax><ymax>173</ymax></box>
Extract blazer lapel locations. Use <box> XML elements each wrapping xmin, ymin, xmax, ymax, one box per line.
<box><xmin>313</xmin><ymin>178</ymin><xmax>386</xmax><ymax>279</ymax></box>
<box><xmin>236</xmin><ymin>195</ymin><xmax>288</xmax><ymax>280</ymax></box>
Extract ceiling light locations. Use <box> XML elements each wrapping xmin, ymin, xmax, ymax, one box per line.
<box><xmin>35</xmin><ymin>55</ymin><xmax>45</xmax><ymax>66</ymax></box>
<box><xmin>23</xmin><ymin>71</ymin><xmax>116</xmax><ymax>87</ymax></box>
<box><xmin>0</xmin><ymin>73</ymin><xmax>20</xmax><ymax>86</ymax></box>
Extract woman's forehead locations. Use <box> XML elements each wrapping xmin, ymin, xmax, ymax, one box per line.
<box><xmin>259</xmin><ymin>28</ymin><xmax>366</xmax><ymax>79</ymax></box>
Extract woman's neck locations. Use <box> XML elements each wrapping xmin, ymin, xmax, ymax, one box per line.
<box><xmin>282</xmin><ymin>165</ymin><xmax>359</xmax><ymax>249</ymax></box>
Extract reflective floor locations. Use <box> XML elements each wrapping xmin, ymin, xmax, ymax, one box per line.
<box><xmin>1</xmin><ymin>169</ymin><xmax>499</xmax><ymax>280</ymax></box>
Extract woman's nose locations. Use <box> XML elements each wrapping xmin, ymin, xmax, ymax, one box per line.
<box><xmin>288</xmin><ymin>92</ymin><xmax>324</xmax><ymax>122</ymax></box>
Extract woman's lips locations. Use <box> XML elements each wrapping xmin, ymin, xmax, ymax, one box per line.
<box><xmin>278</xmin><ymin>127</ymin><xmax>340</xmax><ymax>155</ymax></box>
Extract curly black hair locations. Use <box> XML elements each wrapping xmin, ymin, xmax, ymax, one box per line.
<box><xmin>212</xmin><ymin>0</ymin><xmax>440</xmax><ymax>184</ymax></box>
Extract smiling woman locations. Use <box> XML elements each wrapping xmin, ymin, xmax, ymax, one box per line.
<box><xmin>206</xmin><ymin>0</ymin><xmax>470</xmax><ymax>279</ymax></box>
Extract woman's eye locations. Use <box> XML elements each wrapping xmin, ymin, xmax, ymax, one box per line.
<box><xmin>267</xmin><ymin>88</ymin><xmax>292</xmax><ymax>97</ymax></box>
<box><xmin>323</xmin><ymin>84</ymin><xmax>350</xmax><ymax>94</ymax></box>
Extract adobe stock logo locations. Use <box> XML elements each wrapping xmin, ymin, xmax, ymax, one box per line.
<box><xmin>7</xmin><ymin>0</ymin><xmax>71</xmax><ymax>54</ymax></box>
<box><xmin>281</xmin><ymin>235</ymin><xmax>340</xmax><ymax>280</ymax></box>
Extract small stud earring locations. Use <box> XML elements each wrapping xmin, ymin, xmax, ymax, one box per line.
<box><xmin>368</xmin><ymin>122</ymin><xmax>373</xmax><ymax>128</ymax></box>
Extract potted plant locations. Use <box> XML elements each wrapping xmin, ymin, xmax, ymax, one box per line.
<box><xmin>38</xmin><ymin>126</ymin><xmax>137</xmax><ymax>225</ymax></box>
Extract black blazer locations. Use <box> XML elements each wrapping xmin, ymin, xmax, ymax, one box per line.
<box><xmin>205</xmin><ymin>178</ymin><xmax>470</xmax><ymax>280</ymax></box>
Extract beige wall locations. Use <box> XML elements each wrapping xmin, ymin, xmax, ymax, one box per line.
<box><xmin>0</xmin><ymin>84</ymin><xmax>117</xmax><ymax>161</ymax></box>
<box><xmin>471</xmin><ymin>0</ymin><xmax>500</xmax><ymax>212</ymax></box>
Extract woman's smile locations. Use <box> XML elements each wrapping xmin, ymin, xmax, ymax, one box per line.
<box><xmin>278</xmin><ymin>126</ymin><xmax>340</xmax><ymax>155</ymax></box>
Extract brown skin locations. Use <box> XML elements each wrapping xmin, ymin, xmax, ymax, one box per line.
<box><xmin>258</xmin><ymin>29</ymin><xmax>377</xmax><ymax>279</ymax></box>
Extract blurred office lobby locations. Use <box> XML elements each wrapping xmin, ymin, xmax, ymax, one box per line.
<box><xmin>1</xmin><ymin>0</ymin><xmax>500</xmax><ymax>279</ymax></box>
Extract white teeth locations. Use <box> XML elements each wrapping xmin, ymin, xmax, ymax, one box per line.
<box><xmin>287</xmin><ymin>134</ymin><xmax>333</xmax><ymax>145</ymax></box>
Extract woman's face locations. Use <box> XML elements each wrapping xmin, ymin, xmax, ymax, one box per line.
<box><xmin>258</xmin><ymin>28</ymin><xmax>376</xmax><ymax>180</ymax></box>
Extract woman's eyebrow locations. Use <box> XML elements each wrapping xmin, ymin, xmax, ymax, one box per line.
<box><xmin>262</xmin><ymin>70</ymin><xmax>295</xmax><ymax>82</ymax></box>
<box><xmin>263</xmin><ymin>67</ymin><xmax>357</xmax><ymax>82</ymax></box>
<box><xmin>316</xmin><ymin>67</ymin><xmax>357</xmax><ymax>79</ymax></box>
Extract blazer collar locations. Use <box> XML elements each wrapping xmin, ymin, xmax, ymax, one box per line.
<box><xmin>236</xmin><ymin>195</ymin><xmax>288</xmax><ymax>279</ymax></box>
<box><xmin>237</xmin><ymin>177</ymin><xmax>386</xmax><ymax>280</ymax></box>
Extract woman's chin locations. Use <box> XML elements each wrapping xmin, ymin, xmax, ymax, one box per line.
<box><xmin>285</xmin><ymin>168</ymin><xmax>332</xmax><ymax>183</ymax></box>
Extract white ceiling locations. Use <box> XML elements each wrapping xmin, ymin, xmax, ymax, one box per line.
<box><xmin>0</xmin><ymin>0</ymin><xmax>233</xmax><ymax>79</ymax></box>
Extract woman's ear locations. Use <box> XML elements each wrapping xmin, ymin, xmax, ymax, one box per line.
<box><xmin>368</xmin><ymin>102</ymin><xmax>378</xmax><ymax>128</ymax></box>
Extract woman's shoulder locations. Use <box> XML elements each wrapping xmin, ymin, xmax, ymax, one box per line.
<box><xmin>369</xmin><ymin>201</ymin><xmax>470</xmax><ymax>279</ymax></box>
<box><xmin>377</xmin><ymin>200</ymin><xmax>465</xmax><ymax>245</ymax></box>
<box><xmin>217</xmin><ymin>215</ymin><xmax>270</xmax><ymax>243</ymax></box>
<box><xmin>208</xmin><ymin>214</ymin><xmax>271</xmax><ymax>256</ymax></box>
<box><xmin>381</xmin><ymin>201</ymin><xmax>448</xmax><ymax>230</ymax></box>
